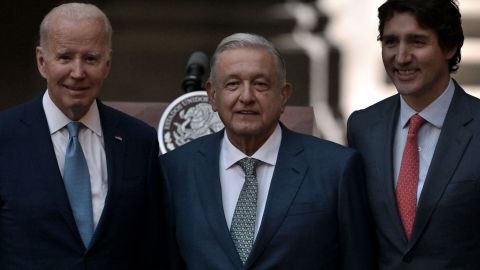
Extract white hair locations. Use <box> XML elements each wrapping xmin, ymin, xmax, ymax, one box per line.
<box><xmin>209</xmin><ymin>33</ymin><xmax>286</xmax><ymax>86</ymax></box>
<box><xmin>39</xmin><ymin>3</ymin><xmax>112</xmax><ymax>49</ymax></box>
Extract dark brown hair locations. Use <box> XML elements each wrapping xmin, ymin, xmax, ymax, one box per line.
<box><xmin>378</xmin><ymin>0</ymin><xmax>464</xmax><ymax>72</ymax></box>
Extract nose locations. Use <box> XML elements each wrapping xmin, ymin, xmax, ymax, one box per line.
<box><xmin>70</xmin><ymin>59</ymin><xmax>86</xmax><ymax>79</ymax></box>
<box><xmin>238</xmin><ymin>82</ymin><xmax>255</xmax><ymax>103</ymax></box>
<box><xmin>396</xmin><ymin>43</ymin><xmax>412</xmax><ymax>64</ymax></box>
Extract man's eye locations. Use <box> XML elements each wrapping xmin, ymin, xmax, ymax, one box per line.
<box><xmin>254</xmin><ymin>81</ymin><xmax>269</xmax><ymax>91</ymax></box>
<box><xmin>382</xmin><ymin>39</ymin><xmax>397</xmax><ymax>47</ymax></box>
<box><xmin>225</xmin><ymin>82</ymin><xmax>239</xmax><ymax>90</ymax></box>
<box><xmin>413</xmin><ymin>39</ymin><xmax>426</xmax><ymax>46</ymax></box>
<box><xmin>57</xmin><ymin>55</ymin><xmax>71</xmax><ymax>62</ymax></box>
<box><xmin>85</xmin><ymin>56</ymin><xmax>98</xmax><ymax>64</ymax></box>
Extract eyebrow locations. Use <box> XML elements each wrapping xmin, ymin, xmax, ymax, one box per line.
<box><xmin>85</xmin><ymin>52</ymin><xmax>103</xmax><ymax>57</ymax></box>
<box><xmin>54</xmin><ymin>50</ymin><xmax>103</xmax><ymax>57</ymax></box>
<box><xmin>381</xmin><ymin>33</ymin><xmax>430</xmax><ymax>41</ymax></box>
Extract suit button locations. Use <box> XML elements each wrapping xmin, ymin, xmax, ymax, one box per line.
<box><xmin>403</xmin><ymin>254</ymin><xmax>412</xmax><ymax>263</ymax></box>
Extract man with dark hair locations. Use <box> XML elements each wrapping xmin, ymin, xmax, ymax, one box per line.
<box><xmin>347</xmin><ymin>0</ymin><xmax>480</xmax><ymax>269</ymax></box>
<box><xmin>0</xmin><ymin>3</ymin><xmax>161</xmax><ymax>269</ymax></box>
<box><xmin>161</xmin><ymin>32</ymin><xmax>375</xmax><ymax>269</ymax></box>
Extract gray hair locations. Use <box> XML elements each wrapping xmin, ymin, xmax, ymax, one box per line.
<box><xmin>209</xmin><ymin>33</ymin><xmax>286</xmax><ymax>86</ymax></box>
<box><xmin>39</xmin><ymin>3</ymin><xmax>112</xmax><ymax>49</ymax></box>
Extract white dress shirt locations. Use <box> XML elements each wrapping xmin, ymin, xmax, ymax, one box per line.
<box><xmin>219</xmin><ymin>124</ymin><xmax>282</xmax><ymax>239</ymax></box>
<box><xmin>42</xmin><ymin>91</ymin><xmax>108</xmax><ymax>229</ymax></box>
<box><xmin>393</xmin><ymin>79</ymin><xmax>455</xmax><ymax>203</ymax></box>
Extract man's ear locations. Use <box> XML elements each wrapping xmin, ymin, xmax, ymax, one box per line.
<box><xmin>205</xmin><ymin>80</ymin><xmax>218</xmax><ymax>112</ymax></box>
<box><xmin>103</xmin><ymin>49</ymin><xmax>112</xmax><ymax>79</ymax></box>
<box><xmin>445</xmin><ymin>46</ymin><xmax>457</xmax><ymax>62</ymax></box>
<box><xmin>280</xmin><ymin>82</ymin><xmax>293</xmax><ymax>113</ymax></box>
<box><xmin>36</xmin><ymin>47</ymin><xmax>48</xmax><ymax>79</ymax></box>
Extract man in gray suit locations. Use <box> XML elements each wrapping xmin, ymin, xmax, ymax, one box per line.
<box><xmin>347</xmin><ymin>0</ymin><xmax>480</xmax><ymax>269</ymax></box>
<box><xmin>161</xmin><ymin>33</ymin><xmax>375</xmax><ymax>269</ymax></box>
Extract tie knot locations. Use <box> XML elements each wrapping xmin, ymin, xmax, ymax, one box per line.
<box><xmin>238</xmin><ymin>157</ymin><xmax>259</xmax><ymax>177</ymax></box>
<box><xmin>67</xmin><ymin>122</ymin><xmax>83</xmax><ymax>138</ymax></box>
<box><xmin>408</xmin><ymin>114</ymin><xmax>426</xmax><ymax>135</ymax></box>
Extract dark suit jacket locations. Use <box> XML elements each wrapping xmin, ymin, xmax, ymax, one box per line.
<box><xmin>0</xmin><ymin>96</ymin><xmax>162</xmax><ymax>269</ymax></box>
<box><xmin>347</xmin><ymin>81</ymin><xmax>480</xmax><ymax>270</ymax></box>
<box><xmin>160</xmin><ymin>124</ymin><xmax>375</xmax><ymax>270</ymax></box>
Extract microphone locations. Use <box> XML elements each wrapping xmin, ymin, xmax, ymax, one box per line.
<box><xmin>181</xmin><ymin>51</ymin><xmax>209</xmax><ymax>92</ymax></box>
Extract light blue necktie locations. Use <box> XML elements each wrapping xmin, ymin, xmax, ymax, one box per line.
<box><xmin>64</xmin><ymin>122</ymin><xmax>94</xmax><ymax>248</ymax></box>
<box><xmin>230</xmin><ymin>157</ymin><xmax>260</xmax><ymax>264</ymax></box>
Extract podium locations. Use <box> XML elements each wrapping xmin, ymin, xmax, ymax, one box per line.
<box><xmin>105</xmin><ymin>101</ymin><xmax>315</xmax><ymax>135</ymax></box>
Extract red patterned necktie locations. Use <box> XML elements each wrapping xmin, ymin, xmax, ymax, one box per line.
<box><xmin>396</xmin><ymin>114</ymin><xmax>426</xmax><ymax>239</ymax></box>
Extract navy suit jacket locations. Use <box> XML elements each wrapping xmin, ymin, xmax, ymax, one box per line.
<box><xmin>347</xmin><ymin>81</ymin><xmax>480</xmax><ymax>270</ymax></box>
<box><xmin>0</xmin><ymin>96</ymin><xmax>162</xmax><ymax>269</ymax></box>
<box><xmin>160</xmin><ymin>124</ymin><xmax>375</xmax><ymax>270</ymax></box>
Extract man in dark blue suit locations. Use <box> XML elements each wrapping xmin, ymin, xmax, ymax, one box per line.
<box><xmin>0</xmin><ymin>3</ymin><xmax>161</xmax><ymax>269</ymax></box>
<box><xmin>160</xmin><ymin>33</ymin><xmax>375</xmax><ymax>269</ymax></box>
<box><xmin>347</xmin><ymin>0</ymin><xmax>480</xmax><ymax>269</ymax></box>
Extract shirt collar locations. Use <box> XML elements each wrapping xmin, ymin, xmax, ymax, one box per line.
<box><xmin>42</xmin><ymin>90</ymin><xmax>103</xmax><ymax>136</ymax></box>
<box><xmin>399</xmin><ymin>78</ymin><xmax>455</xmax><ymax>129</ymax></box>
<box><xmin>222</xmin><ymin>124</ymin><xmax>282</xmax><ymax>169</ymax></box>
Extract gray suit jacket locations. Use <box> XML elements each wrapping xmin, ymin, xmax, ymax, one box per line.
<box><xmin>160</xmin><ymin>124</ymin><xmax>375</xmax><ymax>270</ymax></box>
<box><xmin>347</xmin><ymin>81</ymin><xmax>480</xmax><ymax>270</ymax></box>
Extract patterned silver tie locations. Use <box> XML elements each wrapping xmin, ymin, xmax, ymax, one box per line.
<box><xmin>230</xmin><ymin>157</ymin><xmax>260</xmax><ymax>264</ymax></box>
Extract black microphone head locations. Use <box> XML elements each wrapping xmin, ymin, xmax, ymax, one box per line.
<box><xmin>186</xmin><ymin>51</ymin><xmax>209</xmax><ymax>71</ymax></box>
<box><xmin>182</xmin><ymin>51</ymin><xmax>209</xmax><ymax>92</ymax></box>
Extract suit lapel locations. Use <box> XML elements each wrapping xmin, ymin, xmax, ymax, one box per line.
<box><xmin>195</xmin><ymin>132</ymin><xmax>243</xmax><ymax>268</ymax></box>
<box><xmin>369</xmin><ymin>96</ymin><xmax>408</xmax><ymax>245</ymax></box>
<box><xmin>407</xmin><ymin>86</ymin><xmax>473</xmax><ymax>251</ymax></box>
<box><xmin>245</xmin><ymin>127</ymin><xmax>307</xmax><ymax>268</ymax></box>
<box><xmin>89</xmin><ymin>101</ymin><xmax>126</xmax><ymax>247</ymax></box>
<box><xmin>21</xmin><ymin>98</ymin><xmax>81</xmax><ymax>241</ymax></box>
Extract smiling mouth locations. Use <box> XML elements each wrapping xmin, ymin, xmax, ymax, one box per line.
<box><xmin>64</xmin><ymin>85</ymin><xmax>89</xmax><ymax>91</ymax></box>
<box><xmin>394</xmin><ymin>69</ymin><xmax>419</xmax><ymax>81</ymax></box>
<box><xmin>396</xmin><ymin>69</ymin><xmax>417</xmax><ymax>76</ymax></box>
<box><xmin>237</xmin><ymin>110</ymin><xmax>258</xmax><ymax>115</ymax></box>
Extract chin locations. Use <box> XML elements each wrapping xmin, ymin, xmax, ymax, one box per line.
<box><xmin>229</xmin><ymin>125</ymin><xmax>259</xmax><ymax>136</ymax></box>
<box><xmin>393</xmin><ymin>81</ymin><xmax>419</xmax><ymax>95</ymax></box>
<box><xmin>396</xmin><ymin>86</ymin><xmax>419</xmax><ymax>96</ymax></box>
<box><xmin>66</xmin><ymin>98</ymin><xmax>94</xmax><ymax>111</ymax></box>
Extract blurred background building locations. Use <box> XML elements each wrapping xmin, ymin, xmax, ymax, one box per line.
<box><xmin>2</xmin><ymin>0</ymin><xmax>479</xmax><ymax>145</ymax></box>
